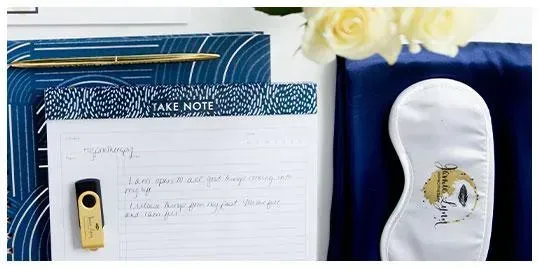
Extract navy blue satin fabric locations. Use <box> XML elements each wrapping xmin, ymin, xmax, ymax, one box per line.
<box><xmin>329</xmin><ymin>42</ymin><xmax>532</xmax><ymax>261</ymax></box>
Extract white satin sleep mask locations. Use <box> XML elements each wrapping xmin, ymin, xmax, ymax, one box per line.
<box><xmin>380</xmin><ymin>78</ymin><xmax>495</xmax><ymax>261</ymax></box>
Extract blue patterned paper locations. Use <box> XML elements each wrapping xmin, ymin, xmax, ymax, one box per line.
<box><xmin>7</xmin><ymin>32</ymin><xmax>270</xmax><ymax>261</ymax></box>
<box><xmin>46</xmin><ymin>83</ymin><xmax>317</xmax><ymax>120</ymax></box>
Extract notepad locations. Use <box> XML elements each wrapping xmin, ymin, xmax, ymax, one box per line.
<box><xmin>45</xmin><ymin>83</ymin><xmax>318</xmax><ymax>260</ymax></box>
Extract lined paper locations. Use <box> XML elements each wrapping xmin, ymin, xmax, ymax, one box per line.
<box><xmin>47</xmin><ymin>115</ymin><xmax>317</xmax><ymax>260</ymax></box>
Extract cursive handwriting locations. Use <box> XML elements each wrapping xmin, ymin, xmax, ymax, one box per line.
<box><xmin>123</xmin><ymin>198</ymin><xmax>282</xmax><ymax>220</ymax></box>
<box><xmin>83</xmin><ymin>145</ymin><xmax>136</xmax><ymax>161</ymax></box>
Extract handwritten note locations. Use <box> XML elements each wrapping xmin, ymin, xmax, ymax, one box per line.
<box><xmin>46</xmin><ymin>115</ymin><xmax>318</xmax><ymax>260</ymax></box>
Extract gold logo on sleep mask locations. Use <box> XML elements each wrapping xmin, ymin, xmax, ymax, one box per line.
<box><xmin>422</xmin><ymin>163</ymin><xmax>479</xmax><ymax>227</ymax></box>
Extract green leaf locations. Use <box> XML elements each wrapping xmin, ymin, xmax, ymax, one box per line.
<box><xmin>254</xmin><ymin>7</ymin><xmax>303</xmax><ymax>16</ymax></box>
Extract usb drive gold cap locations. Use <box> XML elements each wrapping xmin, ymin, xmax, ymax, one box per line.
<box><xmin>76</xmin><ymin>179</ymin><xmax>104</xmax><ymax>250</ymax></box>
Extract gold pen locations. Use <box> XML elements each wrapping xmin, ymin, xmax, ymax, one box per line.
<box><xmin>8</xmin><ymin>53</ymin><xmax>220</xmax><ymax>68</ymax></box>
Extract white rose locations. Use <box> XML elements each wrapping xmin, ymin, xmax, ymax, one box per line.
<box><xmin>301</xmin><ymin>7</ymin><xmax>402</xmax><ymax>64</ymax></box>
<box><xmin>398</xmin><ymin>8</ymin><xmax>489</xmax><ymax>57</ymax></box>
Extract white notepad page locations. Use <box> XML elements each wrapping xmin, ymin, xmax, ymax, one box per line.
<box><xmin>45</xmin><ymin>84</ymin><xmax>318</xmax><ymax>260</ymax></box>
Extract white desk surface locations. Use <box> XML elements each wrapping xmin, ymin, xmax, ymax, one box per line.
<box><xmin>8</xmin><ymin>7</ymin><xmax>532</xmax><ymax>260</ymax></box>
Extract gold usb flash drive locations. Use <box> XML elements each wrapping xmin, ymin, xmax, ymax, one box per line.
<box><xmin>75</xmin><ymin>179</ymin><xmax>104</xmax><ymax>250</ymax></box>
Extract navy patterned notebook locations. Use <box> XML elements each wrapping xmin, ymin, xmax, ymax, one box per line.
<box><xmin>7</xmin><ymin>32</ymin><xmax>270</xmax><ymax>261</ymax></box>
<box><xmin>44</xmin><ymin>83</ymin><xmax>318</xmax><ymax>260</ymax></box>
